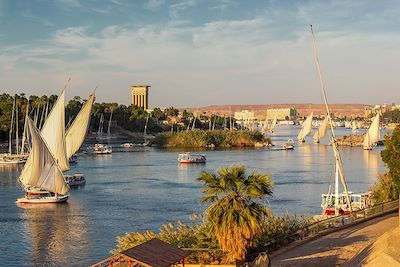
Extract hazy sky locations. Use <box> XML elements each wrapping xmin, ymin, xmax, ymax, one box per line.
<box><xmin>0</xmin><ymin>0</ymin><xmax>399</xmax><ymax>107</ymax></box>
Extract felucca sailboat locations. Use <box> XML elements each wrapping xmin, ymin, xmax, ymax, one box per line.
<box><xmin>313</xmin><ymin>116</ymin><xmax>329</xmax><ymax>143</ymax></box>
<box><xmin>0</xmin><ymin>97</ymin><xmax>29</xmax><ymax>165</ymax></box>
<box><xmin>310</xmin><ymin>25</ymin><xmax>371</xmax><ymax>215</ymax></box>
<box><xmin>297</xmin><ymin>113</ymin><xmax>313</xmax><ymax>142</ymax></box>
<box><xmin>363</xmin><ymin>113</ymin><xmax>380</xmax><ymax>150</ymax></box>
<box><xmin>16</xmin><ymin>117</ymin><xmax>70</xmax><ymax>204</ymax></box>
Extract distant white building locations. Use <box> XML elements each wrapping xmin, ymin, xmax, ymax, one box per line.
<box><xmin>266</xmin><ymin>108</ymin><xmax>297</xmax><ymax>120</ymax></box>
<box><xmin>234</xmin><ymin>110</ymin><xmax>256</xmax><ymax>122</ymax></box>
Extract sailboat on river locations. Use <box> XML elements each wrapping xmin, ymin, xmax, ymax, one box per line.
<box><xmin>16</xmin><ymin>117</ymin><xmax>70</xmax><ymax>204</ymax></box>
<box><xmin>310</xmin><ymin>25</ymin><xmax>371</xmax><ymax>215</ymax></box>
<box><xmin>297</xmin><ymin>113</ymin><xmax>313</xmax><ymax>143</ymax></box>
<box><xmin>363</xmin><ymin>113</ymin><xmax>380</xmax><ymax>150</ymax></box>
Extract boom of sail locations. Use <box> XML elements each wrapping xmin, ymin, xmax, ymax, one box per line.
<box><xmin>363</xmin><ymin>113</ymin><xmax>380</xmax><ymax>149</ymax></box>
<box><xmin>297</xmin><ymin>113</ymin><xmax>313</xmax><ymax>142</ymax></box>
<box><xmin>40</xmin><ymin>88</ymin><xmax>69</xmax><ymax>172</ymax></box>
<box><xmin>19</xmin><ymin>117</ymin><xmax>69</xmax><ymax>196</ymax></box>
<box><xmin>65</xmin><ymin>92</ymin><xmax>96</xmax><ymax>159</ymax></box>
<box><xmin>313</xmin><ymin>116</ymin><xmax>329</xmax><ymax>143</ymax></box>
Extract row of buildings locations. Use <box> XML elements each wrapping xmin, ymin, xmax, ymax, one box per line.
<box><xmin>129</xmin><ymin>84</ymin><xmax>398</xmax><ymax>122</ymax></box>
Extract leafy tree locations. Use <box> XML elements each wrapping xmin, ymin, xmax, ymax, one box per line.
<box><xmin>151</xmin><ymin>107</ymin><xmax>164</xmax><ymax>120</ymax></box>
<box><xmin>372</xmin><ymin>125</ymin><xmax>400</xmax><ymax>203</ymax></box>
<box><xmin>165</xmin><ymin>106</ymin><xmax>179</xmax><ymax>117</ymax></box>
<box><xmin>198</xmin><ymin>165</ymin><xmax>273</xmax><ymax>264</ymax></box>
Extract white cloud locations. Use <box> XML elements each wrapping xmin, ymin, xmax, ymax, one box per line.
<box><xmin>1</xmin><ymin>1</ymin><xmax>400</xmax><ymax>106</ymax></box>
<box><xmin>144</xmin><ymin>0</ymin><xmax>165</xmax><ymax>11</ymax></box>
<box><xmin>169</xmin><ymin>0</ymin><xmax>198</xmax><ymax>18</ymax></box>
<box><xmin>20</xmin><ymin>10</ymin><xmax>55</xmax><ymax>27</ymax></box>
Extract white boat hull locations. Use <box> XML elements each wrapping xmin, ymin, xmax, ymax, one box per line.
<box><xmin>16</xmin><ymin>194</ymin><xmax>69</xmax><ymax>204</ymax></box>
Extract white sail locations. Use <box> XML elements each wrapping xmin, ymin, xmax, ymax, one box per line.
<box><xmin>351</xmin><ymin>121</ymin><xmax>357</xmax><ymax>132</ymax></box>
<box><xmin>363</xmin><ymin>114</ymin><xmax>380</xmax><ymax>148</ymax></box>
<box><xmin>313</xmin><ymin>116</ymin><xmax>329</xmax><ymax>142</ymax></box>
<box><xmin>298</xmin><ymin>113</ymin><xmax>313</xmax><ymax>141</ymax></box>
<box><xmin>65</xmin><ymin>92</ymin><xmax>96</xmax><ymax>159</ymax></box>
<box><xmin>19</xmin><ymin>118</ymin><xmax>69</xmax><ymax>195</ymax></box>
<box><xmin>271</xmin><ymin>115</ymin><xmax>277</xmax><ymax>132</ymax></box>
<box><xmin>41</xmin><ymin>89</ymin><xmax>69</xmax><ymax>172</ymax></box>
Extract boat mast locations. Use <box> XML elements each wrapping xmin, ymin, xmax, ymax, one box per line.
<box><xmin>20</xmin><ymin>105</ymin><xmax>29</xmax><ymax>155</ymax></box>
<box><xmin>107</xmin><ymin>109</ymin><xmax>113</xmax><ymax>137</ymax></box>
<box><xmin>9</xmin><ymin>97</ymin><xmax>16</xmax><ymax>154</ymax></box>
<box><xmin>15</xmin><ymin>98</ymin><xmax>19</xmax><ymax>155</ymax></box>
<box><xmin>310</xmin><ymin>25</ymin><xmax>353</xmax><ymax>213</ymax></box>
<box><xmin>229</xmin><ymin>106</ymin><xmax>232</xmax><ymax>131</ymax></box>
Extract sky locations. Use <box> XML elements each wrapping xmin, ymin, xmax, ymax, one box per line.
<box><xmin>0</xmin><ymin>0</ymin><xmax>399</xmax><ymax>108</ymax></box>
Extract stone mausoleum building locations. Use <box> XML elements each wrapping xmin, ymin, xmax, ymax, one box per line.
<box><xmin>130</xmin><ymin>84</ymin><xmax>150</xmax><ymax>110</ymax></box>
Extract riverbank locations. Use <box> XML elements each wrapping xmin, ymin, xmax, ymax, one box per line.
<box><xmin>150</xmin><ymin>130</ymin><xmax>271</xmax><ymax>148</ymax></box>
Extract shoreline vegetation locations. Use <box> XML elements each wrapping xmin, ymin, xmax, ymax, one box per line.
<box><xmin>113</xmin><ymin>166</ymin><xmax>308</xmax><ymax>265</ymax></box>
<box><xmin>151</xmin><ymin>130</ymin><xmax>272</xmax><ymax>148</ymax></box>
<box><xmin>335</xmin><ymin>133</ymin><xmax>365</xmax><ymax>147</ymax></box>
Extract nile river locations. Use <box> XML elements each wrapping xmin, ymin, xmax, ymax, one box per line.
<box><xmin>0</xmin><ymin>127</ymin><xmax>385</xmax><ymax>266</ymax></box>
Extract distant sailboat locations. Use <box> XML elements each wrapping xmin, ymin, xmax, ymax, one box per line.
<box><xmin>297</xmin><ymin>113</ymin><xmax>313</xmax><ymax>143</ymax></box>
<box><xmin>313</xmin><ymin>116</ymin><xmax>329</xmax><ymax>143</ymax></box>
<box><xmin>363</xmin><ymin>113</ymin><xmax>380</xmax><ymax>150</ymax></box>
<box><xmin>93</xmin><ymin>110</ymin><xmax>112</xmax><ymax>154</ymax></box>
<box><xmin>97</xmin><ymin>113</ymin><xmax>104</xmax><ymax>139</ymax></box>
<box><xmin>0</xmin><ymin>96</ymin><xmax>29</xmax><ymax>165</ymax></box>
<box><xmin>270</xmin><ymin>115</ymin><xmax>277</xmax><ymax>133</ymax></box>
<box><xmin>351</xmin><ymin>121</ymin><xmax>358</xmax><ymax>133</ymax></box>
<box><xmin>16</xmin><ymin>117</ymin><xmax>70</xmax><ymax>204</ymax></box>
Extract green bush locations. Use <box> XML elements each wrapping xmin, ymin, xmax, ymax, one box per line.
<box><xmin>151</xmin><ymin>130</ymin><xmax>270</xmax><ymax>148</ymax></box>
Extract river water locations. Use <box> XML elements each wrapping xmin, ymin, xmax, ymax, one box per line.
<box><xmin>0</xmin><ymin>126</ymin><xmax>386</xmax><ymax>266</ymax></box>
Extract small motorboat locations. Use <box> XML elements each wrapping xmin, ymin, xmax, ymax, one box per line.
<box><xmin>89</xmin><ymin>144</ymin><xmax>112</xmax><ymax>154</ymax></box>
<box><xmin>120</xmin><ymin>143</ymin><xmax>134</xmax><ymax>148</ymax></box>
<box><xmin>178</xmin><ymin>152</ymin><xmax>206</xmax><ymax>163</ymax></box>
<box><xmin>64</xmin><ymin>174</ymin><xmax>86</xmax><ymax>186</ymax></box>
<box><xmin>282</xmin><ymin>139</ymin><xmax>294</xmax><ymax>150</ymax></box>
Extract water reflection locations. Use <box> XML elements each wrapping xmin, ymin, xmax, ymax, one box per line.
<box><xmin>19</xmin><ymin>198</ymin><xmax>89</xmax><ymax>266</ymax></box>
<box><xmin>0</xmin><ymin>164</ymin><xmax>23</xmax><ymax>188</ymax></box>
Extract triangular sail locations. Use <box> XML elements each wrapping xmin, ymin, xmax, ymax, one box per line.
<box><xmin>298</xmin><ymin>113</ymin><xmax>313</xmax><ymax>141</ymax></box>
<box><xmin>271</xmin><ymin>115</ymin><xmax>277</xmax><ymax>132</ymax></box>
<box><xmin>363</xmin><ymin>114</ymin><xmax>380</xmax><ymax>147</ymax></box>
<box><xmin>19</xmin><ymin>118</ymin><xmax>69</xmax><ymax>195</ymax></box>
<box><xmin>65</xmin><ymin>92</ymin><xmax>96</xmax><ymax>159</ymax></box>
<box><xmin>41</xmin><ymin>89</ymin><xmax>69</xmax><ymax>172</ymax></box>
<box><xmin>313</xmin><ymin>116</ymin><xmax>329</xmax><ymax>142</ymax></box>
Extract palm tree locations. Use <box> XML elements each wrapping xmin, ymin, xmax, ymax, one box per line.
<box><xmin>198</xmin><ymin>165</ymin><xmax>273</xmax><ymax>265</ymax></box>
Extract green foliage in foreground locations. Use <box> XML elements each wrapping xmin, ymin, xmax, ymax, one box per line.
<box><xmin>113</xmin><ymin>212</ymin><xmax>307</xmax><ymax>264</ymax></box>
<box><xmin>113</xmin><ymin>166</ymin><xmax>308</xmax><ymax>264</ymax></box>
<box><xmin>371</xmin><ymin>125</ymin><xmax>400</xmax><ymax>203</ymax></box>
<box><xmin>198</xmin><ymin>165</ymin><xmax>273</xmax><ymax>262</ymax></box>
<box><xmin>151</xmin><ymin>130</ymin><xmax>270</xmax><ymax>148</ymax></box>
